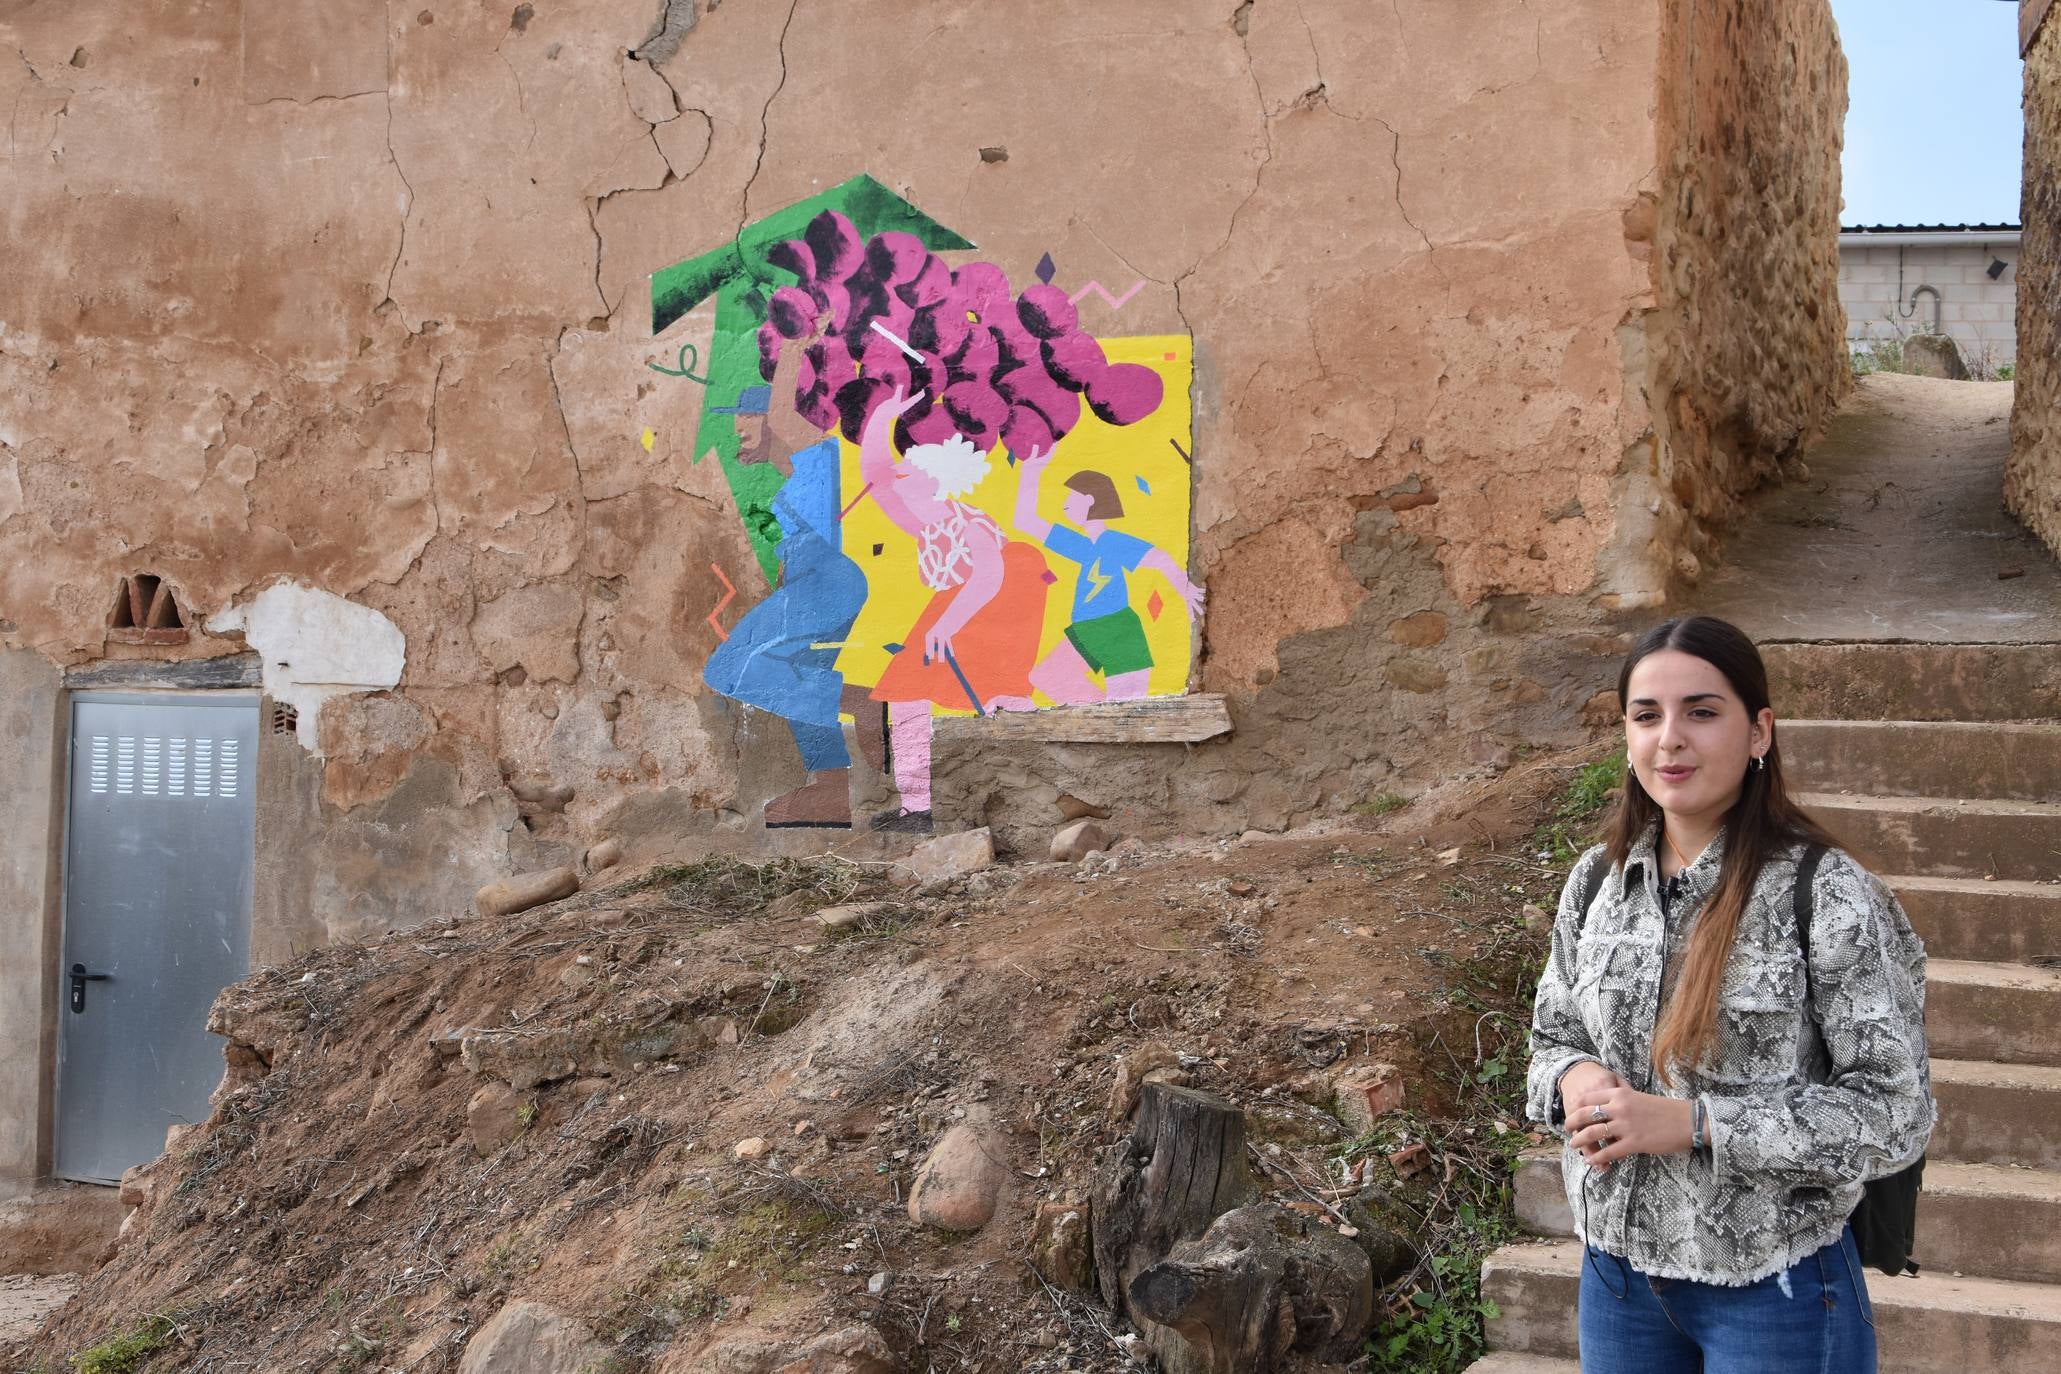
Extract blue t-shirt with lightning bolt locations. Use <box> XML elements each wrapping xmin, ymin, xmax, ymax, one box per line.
<box><xmin>1045</xmin><ymin>526</ymin><xmax>1153</xmax><ymax>622</ymax></box>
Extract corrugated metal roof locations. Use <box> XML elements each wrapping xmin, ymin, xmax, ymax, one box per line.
<box><xmin>1841</xmin><ymin>223</ymin><xmax>2022</xmax><ymax>235</ymax></box>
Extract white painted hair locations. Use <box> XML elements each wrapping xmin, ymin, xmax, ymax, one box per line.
<box><xmin>903</xmin><ymin>432</ymin><xmax>990</xmax><ymax>500</ymax></box>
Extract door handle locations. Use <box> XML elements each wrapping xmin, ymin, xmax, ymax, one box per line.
<box><xmin>69</xmin><ymin>963</ymin><xmax>110</xmax><ymax>1014</ymax></box>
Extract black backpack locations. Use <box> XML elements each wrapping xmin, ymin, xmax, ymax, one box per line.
<box><xmin>1573</xmin><ymin>844</ymin><xmax>1924</xmax><ymax>1276</ymax></box>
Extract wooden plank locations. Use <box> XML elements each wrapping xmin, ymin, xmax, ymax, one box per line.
<box><xmin>64</xmin><ymin>654</ymin><xmax>263</xmax><ymax>690</ymax></box>
<box><xmin>933</xmin><ymin>694</ymin><xmax>1231</xmax><ymax>745</ymax></box>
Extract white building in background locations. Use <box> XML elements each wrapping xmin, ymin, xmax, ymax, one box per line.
<box><xmin>1839</xmin><ymin>224</ymin><xmax>2020</xmax><ymax>371</ymax></box>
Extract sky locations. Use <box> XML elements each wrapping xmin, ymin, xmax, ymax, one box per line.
<box><xmin>1831</xmin><ymin>0</ymin><xmax>2024</xmax><ymax>226</ymax></box>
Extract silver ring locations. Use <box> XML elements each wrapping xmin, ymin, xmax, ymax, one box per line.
<box><xmin>1591</xmin><ymin>1105</ymin><xmax>1607</xmax><ymax>1124</ymax></box>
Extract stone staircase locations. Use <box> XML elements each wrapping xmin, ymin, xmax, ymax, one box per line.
<box><xmin>1469</xmin><ymin>642</ymin><xmax>2061</xmax><ymax>1372</ymax></box>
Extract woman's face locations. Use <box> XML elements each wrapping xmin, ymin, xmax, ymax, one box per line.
<box><xmin>1623</xmin><ymin>649</ymin><xmax>1773</xmax><ymax>830</ymax></box>
<box><xmin>1062</xmin><ymin>488</ymin><xmax>1095</xmax><ymax>525</ymax></box>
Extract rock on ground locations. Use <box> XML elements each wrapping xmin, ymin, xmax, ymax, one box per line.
<box><xmin>906</xmin><ymin>1123</ymin><xmax>1007</xmax><ymax>1232</ymax></box>
<box><xmin>1050</xmin><ymin>818</ymin><xmax>1113</xmax><ymax>863</ymax></box>
<box><xmin>456</xmin><ymin>1300</ymin><xmax>601</xmax><ymax>1374</ymax></box>
<box><xmin>1033</xmin><ymin>1199</ymin><xmax>1095</xmax><ymax>1293</ymax></box>
<box><xmin>467</xmin><ymin>1083</ymin><xmax>527</xmax><ymax>1156</ymax></box>
<box><xmin>1902</xmin><ymin>332</ymin><xmax>1970</xmax><ymax>380</ymax></box>
<box><xmin>1107</xmin><ymin>1043</ymin><xmax>1184</xmax><ymax>1123</ymax></box>
<box><xmin>900</xmin><ymin>828</ymin><xmax>993</xmax><ymax>886</ymax></box>
<box><xmin>1332</xmin><ymin>1062</ymin><xmax>1405</xmax><ymax>1135</ymax></box>
<box><xmin>679</xmin><ymin>1323</ymin><xmax>899</xmax><ymax>1374</ymax></box>
<box><xmin>475</xmin><ymin>867</ymin><xmax>579</xmax><ymax>918</ymax></box>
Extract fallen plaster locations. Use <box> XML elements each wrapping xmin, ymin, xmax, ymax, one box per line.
<box><xmin>208</xmin><ymin>583</ymin><xmax>405</xmax><ymax>753</ymax></box>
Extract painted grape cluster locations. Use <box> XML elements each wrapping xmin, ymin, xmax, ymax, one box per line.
<box><xmin>757</xmin><ymin>210</ymin><xmax>1164</xmax><ymax>457</ymax></box>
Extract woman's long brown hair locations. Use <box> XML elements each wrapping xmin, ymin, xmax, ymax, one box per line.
<box><xmin>1604</xmin><ymin>617</ymin><xmax>1841</xmax><ymax>1086</ymax></box>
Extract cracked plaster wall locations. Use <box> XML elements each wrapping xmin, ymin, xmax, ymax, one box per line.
<box><xmin>0</xmin><ymin>2</ymin><xmax>1850</xmax><ymax>917</ymax></box>
<box><xmin>2011</xmin><ymin>7</ymin><xmax>2061</xmax><ymax>556</ymax></box>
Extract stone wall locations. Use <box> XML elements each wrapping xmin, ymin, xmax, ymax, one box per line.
<box><xmin>2011</xmin><ymin>5</ymin><xmax>2061</xmax><ymax>555</ymax></box>
<box><xmin>1604</xmin><ymin>0</ymin><xmax>1851</xmax><ymax>605</ymax></box>
<box><xmin>0</xmin><ymin>1</ymin><xmax>1852</xmax><ymax>899</ymax></box>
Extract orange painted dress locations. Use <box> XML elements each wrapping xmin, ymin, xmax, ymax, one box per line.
<box><xmin>873</xmin><ymin>503</ymin><xmax>1049</xmax><ymax>710</ymax></box>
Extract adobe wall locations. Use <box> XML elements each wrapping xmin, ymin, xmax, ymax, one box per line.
<box><xmin>1602</xmin><ymin>0</ymin><xmax>1851</xmax><ymax>607</ymax></box>
<box><xmin>2012</xmin><ymin>5</ymin><xmax>2061</xmax><ymax>555</ymax></box>
<box><xmin>0</xmin><ymin>655</ymin><xmax>63</xmax><ymax>1195</ymax></box>
<box><xmin>0</xmin><ymin>3</ymin><xmax>1851</xmax><ymax>903</ymax></box>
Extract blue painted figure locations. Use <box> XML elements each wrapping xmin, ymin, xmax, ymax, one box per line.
<box><xmin>702</xmin><ymin>329</ymin><xmax>885</xmax><ymax>827</ymax></box>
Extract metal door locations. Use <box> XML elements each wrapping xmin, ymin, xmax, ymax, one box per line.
<box><xmin>56</xmin><ymin>693</ymin><xmax>257</xmax><ymax>1183</ymax></box>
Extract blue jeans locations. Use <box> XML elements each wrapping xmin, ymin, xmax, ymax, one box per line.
<box><xmin>704</xmin><ymin>529</ymin><xmax>868</xmax><ymax>773</ymax></box>
<box><xmin>1579</xmin><ymin>1224</ymin><xmax>1877</xmax><ymax>1373</ymax></box>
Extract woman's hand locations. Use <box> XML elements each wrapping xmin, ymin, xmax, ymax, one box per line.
<box><xmin>1564</xmin><ymin>1080</ymin><xmax>1695</xmax><ymax>1170</ymax></box>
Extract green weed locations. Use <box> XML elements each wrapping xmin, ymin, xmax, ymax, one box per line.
<box><xmin>69</xmin><ymin>1311</ymin><xmax>184</xmax><ymax>1374</ymax></box>
<box><xmin>1530</xmin><ymin>747</ymin><xmax>1624</xmax><ymax>865</ymax></box>
<box><xmin>1354</xmin><ymin>792</ymin><xmax>1410</xmax><ymax>818</ymax></box>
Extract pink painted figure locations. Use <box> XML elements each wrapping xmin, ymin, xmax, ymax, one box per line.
<box><xmin>1011</xmin><ymin>446</ymin><xmax>1204</xmax><ymax>705</ymax></box>
<box><xmin>861</xmin><ymin>386</ymin><xmax>1049</xmax><ymax>832</ymax></box>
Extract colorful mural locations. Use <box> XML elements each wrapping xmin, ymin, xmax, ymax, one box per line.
<box><xmin>652</xmin><ymin>175</ymin><xmax>1201</xmax><ymax>832</ymax></box>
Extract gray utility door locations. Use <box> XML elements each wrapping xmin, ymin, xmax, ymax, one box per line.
<box><xmin>57</xmin><ymin>693</ymin><xmax>257</xmax><ymax>1183</ymax></box>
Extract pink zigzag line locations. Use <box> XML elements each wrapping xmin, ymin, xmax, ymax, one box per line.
<box><xmin>1067</xmin><ymin>279</ymin><xmax>1147</xmax><ymax>310</ymax></box>
<box><xmin>706</xmin><ymin>562</ymin><xmax>737</xmax><ymax>642</ymax></box>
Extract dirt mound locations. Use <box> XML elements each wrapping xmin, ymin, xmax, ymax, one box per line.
<box><xmin>16</xmin><ymin>749</ymin><xmax>1602</xmax><ymax>1373</ymax></box>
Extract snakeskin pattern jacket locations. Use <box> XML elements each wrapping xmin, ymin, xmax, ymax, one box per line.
<box><xmin>1525</xmin><ymin>826</ymin><xmax>1934</xmax><ymax>1285</ymax></box>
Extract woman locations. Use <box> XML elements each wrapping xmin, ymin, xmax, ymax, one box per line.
<box><xmin>1526</xmin><ymin>616</ymin><xmax>1932</xmax><ymax>1373</ymax></box>
<box><xmin>859</xmin><ymin>386</ymin><xmax>1048</xmax><ymax>832</ymax></box>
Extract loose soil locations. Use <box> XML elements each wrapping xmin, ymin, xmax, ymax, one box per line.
<box><xmin>13</xmin><ymin>745</ymin><xmax>1608</xmax><ymax>1374</ymax></box>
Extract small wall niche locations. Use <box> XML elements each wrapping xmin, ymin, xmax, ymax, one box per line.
<box><xmin>107</xmin><ymin>573</ymin><xmax>190</xmax><ymax>646</ymax></box>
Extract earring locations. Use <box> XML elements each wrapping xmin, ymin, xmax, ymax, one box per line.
<box><xmin>1753</xmin><ymin>754</ymin><xmax>1766</xmax><ymax>772</ymax></box>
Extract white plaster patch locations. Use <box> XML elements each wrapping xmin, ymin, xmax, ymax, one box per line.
<box><xmin>0</xmin><ymin>446</ymin><xmax>21</xmax><ymax>525</ymax></box>
<box><xmin>209</xmin><ymin>582</ymin><xmax>406</xmax><ymax>753</ymax></box>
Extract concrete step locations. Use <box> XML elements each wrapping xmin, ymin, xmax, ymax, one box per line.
<box><xmin>1799</xmin><ymin>793</ymin><xmax>2061</xmax><ymax>883</ymax></box>
<box><xmin>1784</xmin><ymin>720</ymin><xmax>2061</xmax><ymax>802</ymax></box>
<box><xmin>1932</xmin><ymin>1058</ymin><xmax>2061</xmax><ymax>1170</ymax></box>
<box><xmin>1463</xmin><ymin>1355</ymin><xmax>1579</xmax><ymax>1374</ymax></box>
<box><xmin>1919</xmin><ymin>1161</ymin><xmax>2061</xmax><ymax>1285</ymax></box>
<box><xmin>1513</xmin><ymin>1148</ymin><xmax>2061</xmax><ymax>1284</ymax></box>
<box><xmin>1482</xmin><ymin>1238</ymin><xmax>2061</xmax><ymax>1370</ymax></box>
<box><xmin>1892</xmin><ymin>875</ymin><xmax>2061</xmax><ymax>965</ymax></box>
<box><xmin>1764</xmin><ymin>642</ymin><xmax>2060</xmax><ymax>723</ymax></box>
<box><xmin>1928</xmin><ymin>959</ymin><xmax>2061</xmax><ymax>1066</ymax></box>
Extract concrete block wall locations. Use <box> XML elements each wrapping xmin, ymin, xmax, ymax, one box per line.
<box><xmin>1839</xmin><ymin>240</ymin><xmax>2021</xmax><ymax>368</ymax></box>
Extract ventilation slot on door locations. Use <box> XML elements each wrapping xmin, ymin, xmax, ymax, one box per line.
<box><xmin>107</xmin><ymin>573</ymin><xmax>189</xmax><ymax>646</ymax></box>
<box><xmin>167</xmin><ymin>738</ymin><xmax>189</xmax><ymax>797</ymax></box>
<box><xmin>88</xmin><ymin>737</ymin><xmax>111</xmax><ymax>794</ymax></box>
<box><xmin>218</xmin><ymin>739</ymin><xmax>240</xmax><ymax>798</ymax></box>
<box><xmin>114</xmin><ymin>737</ymin><xmax>135</xmax><ymax>795</ymax></box>
<box><xmin>192</xmin><ymin>738</ymin><xmax>214</xmax><ymax>798</ymax></box>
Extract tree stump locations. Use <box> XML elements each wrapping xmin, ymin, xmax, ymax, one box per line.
<box><xmin>1091</xmin><ymin>1082</ymin><xmax>1257</xmax><ymax>1317</ymax></box>
<box><xmin>1129</xmin><ymin>1203</ymin><xmax>1374</xmax><ymax>1374</ymax></box>
<box><xmin>1091</xmin><ymin>1081</ymin><xmax>1377</xmax><ymax>1374</ymax></box>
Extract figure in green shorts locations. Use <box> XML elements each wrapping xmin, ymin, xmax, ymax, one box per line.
<box><xmin>1011</xmin><ymin>450</ymin><xmax>1204</xmax><ymax>705</ymax></box>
